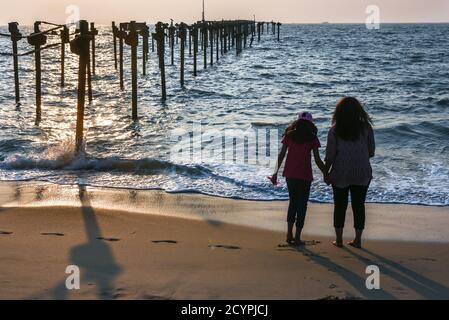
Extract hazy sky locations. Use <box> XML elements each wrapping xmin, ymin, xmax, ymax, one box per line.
<box><xmin>1</xmin><ymin>0</ymin><xmax>449</xmax><ymax>25</ymax></box>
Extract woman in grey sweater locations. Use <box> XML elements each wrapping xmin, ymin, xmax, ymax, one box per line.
<box><xmin>325</xmin><ymin>97</ymin><xmax>375</xmax><ymax>249</ymax></box>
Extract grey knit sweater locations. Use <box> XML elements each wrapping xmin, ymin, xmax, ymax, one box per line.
<box><xmin>325</xmin><ymin>126</ymin><xmax>376</xmax><ymax>188</ymax></box>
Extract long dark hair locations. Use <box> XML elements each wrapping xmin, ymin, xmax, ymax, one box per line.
<box><xmin>284</xmin><ymin>119</ymin><xmax>318</xmax><ymax>144</ymax></box>
<box><xmin>332</xmin><ymin>97</ymin><xmax>373</xmax><ymax>141</ymax></box>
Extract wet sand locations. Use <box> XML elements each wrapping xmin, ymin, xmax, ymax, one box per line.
<box><xmin>0</xmin><ymin>181</ymin><xmax>449</xmax><ymax>300</ymax></box>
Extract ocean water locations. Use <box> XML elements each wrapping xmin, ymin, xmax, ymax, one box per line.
<box><xmin>0</xmin><ymin>24</ymin><xmax>448</xmax><ymax>206</ymax></box>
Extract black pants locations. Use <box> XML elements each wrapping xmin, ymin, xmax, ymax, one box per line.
<box><xmin>286</xmin><ymin>179</ymin><xmax>312</xmax><ymax>229</ymax></box>
<box><xmin>333</xmin><ymin>185</ymin><xmax>369</xmax><ymax>230</ymax></box>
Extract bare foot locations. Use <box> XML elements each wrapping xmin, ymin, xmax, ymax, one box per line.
<box><xmin>348</xmin><ymin>240</ymin><xmax>362</xmax><ymax>249</ymax></box>
<box><xmin>332</xmin><ymin>241</ymin><xmax>343</xmax><ymax>248</ymax></box>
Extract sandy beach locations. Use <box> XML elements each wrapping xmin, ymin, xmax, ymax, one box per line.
<box><xmin>0</xmin><ymin>181</ymin><xmax>448</xmax><ymax>300</ymax></box>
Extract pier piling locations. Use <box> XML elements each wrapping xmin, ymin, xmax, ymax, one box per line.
<box><xmin>203</xmin><ymin>23</ymin><xmax>207</xmax><ymax>69</ymax></box>
<box><xmin>70</xmin><ymin>20</ymin><xmax>91</xmax><ymax>153</ymax></box>
<box><xmin>90</xmin><ymin>23</ymin><xmax>98</xmax><ymax>75</ymax></box>
<box><xmin>277</xmin><ymin>23</ymin><xmax>282</xmax><ymax>41</ymax></box>
<box><xmin>210</xmin><ymin>25</ymin><xmax>213</xmax><ymax>66</ymax></box>
<box><xmin>192</xmin><ymin>25</ymin><xmax>198</xmax><ymax>77</ymax></box>
<box><xmin>1</xmin><ymin>17</ymin><xmax>281</xmax><ymax>123</ymax></box>
<box><xmin>178</xmin><ymin>23</ymin><xmax>187</xmax><ymax>87</ymax></box>
<box><xmin>169</xmin><ymin>21</ymin><xmax>175</xmax><ymax>66</ymax></box>
<box><xmin>87</xmin><ymin>45</ymin><xmax>93</xmax><ymax>103</ymax></box>
<box><xmin>140</xmin><ymin>25</ymin><xmax>149</xmax><ymax>76</ymax></box>
<box><xmin>8</xmin><ymin>22</ymin><xmax>22</xmax><ymax>104</ymax></box>
<box><xmin>127</xmin><ymin>22</ymin><xmax>139</xmax><ymax>120</ymax></box>
<box><xmin>154</xmin><ymin>22</ymin><xmax>167</xmax><ymax>100</ymax></box>
<box><xmin>27</xmin><ymin>22</ymin><xmax>46</xmax><ymax>124</ymax></box>
<box><xmin>112</xmin><ymin>22</ymin><xmax>118</xmax><ymax>70</ymax></box>
<box><xmin>60</xmin><ymin>26</ymin><xmax>69</xmax><ymax>87</ymax></box>
<box><xmin>119</xmin><ymin>26</ymin><xmax>124</xmax><ymax>90</ymax></box>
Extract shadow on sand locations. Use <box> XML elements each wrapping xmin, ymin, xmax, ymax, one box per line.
<box><xmin>52</xmin><ymin>185</ymin><xmax>122</xmax><ymax>299</ymax></box>
<box><xmin>344</xmin><ymin>247</ymin><xmax>449</xmax><ymax>300</ymax></box>
<box><xmin>27</xmin><ymin>185</ymin><xmax>122</xmax><ymax>300</ymax></box>
<box><xmin>281</xmin><ymin>245</ymin><xmax>396</xmax><ymax>299</ymax></box>
<box><xmin>283</xmin><ymin>243</ymin><xmax>449</xmax><ymax>299</ymax></box>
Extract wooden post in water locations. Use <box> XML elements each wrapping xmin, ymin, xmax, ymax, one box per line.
<box><xmin>126</xmin><ymin>21</ymin><xmax>139</xmax><ymax>120</ymax></box>
<box><xmin>235</xmin><ymin>24</ymin><xmax>240</xmax><ymax>55</ymax></box>
<box><xmin>223</xmin><ymin>25</ymin><xmax>227</xmax><ymax>54</ymax></box>
<box><xmin>154</xmin><ymin>22</ymin><xmax>167</xmax><ymax>100</ymax></box>
<box><xmin>61</xmin><ymin>35</ymin><xmax>65</xmax><ymax>87</ymax></box>
<box><xmin>112</xmin><ymin>22</ymin><xmax>118</xmax><ymax>70</ymax></box>
<box><xmin>140</xmin><ymin>25</ymin><xmax>149</xmax><ymax>76</ymax></box>
<box><xmin>277</xmin><ymin>22</ymin><xmax>282</xmax><ymax>41</ymax></box>
<box><xmin>249</xmin><ymin>22</ymin><xmax>255</xmax><ymax>47</ymax></box>
<box><xmin>28</xmin><ymin>21</ymin><xmax>46</xmax><ymax>124</ymax></box>
<box><xmin>228</xmin><ymin>25</ymin><xmax>232</xmax><ymax>50</ymax></box>
<box><xmin>178</xmin><ymin>23</ymin><xmax>187</xmax><ymax>87</ymax></box>
<box><xmin>203</xmin><ymin>23</ymin><xmax>207</xmax><ymax>69</ymax></box>
<box><xmin>70</xmin><ymin>20</ymin><xmax>91</xmax><ymax>153</ymax></box>
<box><xmin>87</xmin><ymin>45</ymin><xmax>93</xmax><ymax>103</ymax></box>
<box><xmin>90</xmin><ymin>22</ymin><xmax>98</xmax><ymax>75</ymax></box>
<box><xmin>240</xmin><ymin>24</ymin><xmax>243</xmax><ymax>53</ymax></box>
<box><xmin>239</xmin><ymin>24</ymin><xmax>242</xmax><ymax>54</ymax></box>
<box><xmin>169</xmin><ymin>21</ymin><xmax>175</xmax><ymax>66</ymax></box>
<box><xmin>209</xmin><ymin>25</ymin><xmax>213</xmax><ymax>66</ymax></box>
<box><xmin>244</xmin><ymin>23</ymin><xmax>248</xmax><ymax>48</ymax></box>
<box><xmin>60</xmin><ymin>26</ymin><xmax>69</xmax><ymax>87</ymax></box>
<box><xmin>188</xmin><ymin>26</ymin><xmax>192</xmax><ymax>57</ymax></box>
<box><xmin>151</xmin><ymin>33</ymin><xmax>155</xmax><ymax>52</ymax></box>
<box><xmin>8</xmin><ymin>22</ymin><xmax>22</xmax><ymax>104</ymax></box>
<box><xmin>216</xmin><ymin>25</ymin><xmax>219</xmax><ymax>61</ymax></box>
<box><xmin>200</xmin><ymin>27</ymin><xmax>203</xmax><ymax>52</ymax></box>
<box><xmin>192</xmin><ymin>25</ymin><xmax>198</xmax><ymax>77</ymax></box>
<box><xmin>220</xmin><ymin>25</ymin><xmax>224</xmax><ymax>56</ymax></box>
<box><xmin>119</xmin><ymin>25</ymin><xmax>124</xmax><ymax>90</ymax></box>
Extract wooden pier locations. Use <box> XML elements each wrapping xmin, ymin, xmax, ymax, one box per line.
<box><xmin>0</xmin><ymin>18</ymin><xmax>282</xmax><ymax>153</ymax></box>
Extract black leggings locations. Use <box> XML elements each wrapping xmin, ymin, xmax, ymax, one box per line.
<box><xmin>286</xmin><ymin>179</ymin><xmax>312</xmax><ymax>229</ymax></box>
<box><xmin>333</xmin><ymin>185</ymin><xmax>369</xmax><ymax>230</ymax></box>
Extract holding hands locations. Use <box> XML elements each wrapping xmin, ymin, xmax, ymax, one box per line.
<box><xmin>323</xmin><ymin>172</ymin><xmax>331</xmax><ymax>186</ymax></box>
<box><xmin>268</xmin><ymin>173</ymin><xmax>279</xmax><ymax>186</ymax></box>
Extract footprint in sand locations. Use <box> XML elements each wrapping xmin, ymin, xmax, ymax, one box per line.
<box><xmin>41</xmin><ymin>232</ymin><xmax>65</xmax><ymax>237</ymax></box>
<box><xmin>410</xmin><ymin>257</ymin><xmax>437</xmax><ymax>262</ymax></box>
<box><xmin>0</xmin><ymin>231</ymin><xmax>13</xmax><ymax>235</ymax></box>
<box><xmin>321</xmin><ymin>295</ymin><xmax>362</xmax><ymax>301</ymax></box>
<box><xmin>152</xmin><ymin>240</ymin><xmax>178</xmax><ymax>244</ymax></box>
<box><xmin>97</xmin><ymin>237</ymin><xmax>121</xmax><ymax>242</ymax></box>
<box><xmin>320</xmin><ymin>295</ymin><xmax>342</xmax><ymax>300</ymax></box>
<box><xmin>209</xmin><ymin>244</ymin><xmax>241</xmax><ymax>250</ymax></box>
<box><xmin>393</xmin><ymin>286</ymin><xmax>406</xmax><ymax>292</ymax></box>
<box><xmin>277</xmin><ymin>240</ymin><xmax>321</xmax><ymax>249</ymax></box>
<box><xmin>113</xmin><ymin>288</ymin><xmax>128</xmax><ymax>300</ymax></box>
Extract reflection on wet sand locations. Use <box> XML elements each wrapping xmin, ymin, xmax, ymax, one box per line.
<box><xmin>1</xmin><ymin>181</ymin><xmax>449</xmax><ymax>243</ymax></box>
